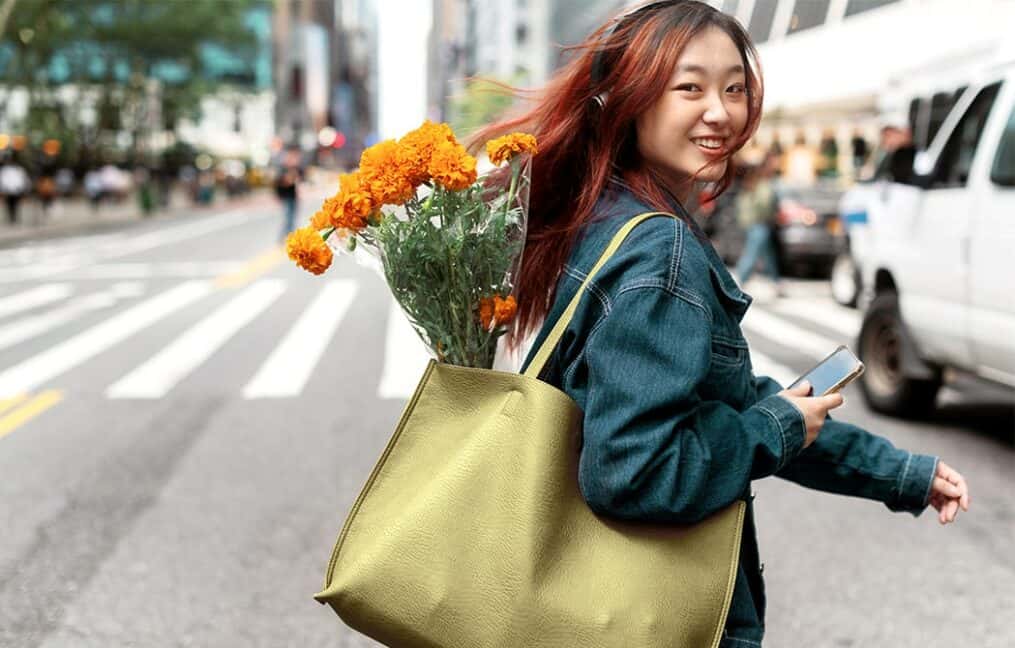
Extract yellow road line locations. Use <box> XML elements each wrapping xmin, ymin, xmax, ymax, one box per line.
<box><xmin>0</xmin><ymin>390</ymin><xmax>64</xmax><ymax>440</ymax></box>
<box><xmin>0</xmin><ymin>394</ymin><xmax>29</xmax><ymax>415</ymax></box>
<box><xmin>214</xmin><ymin>245</ymin><xmax>287</xmax><ymax>289</ymax></box>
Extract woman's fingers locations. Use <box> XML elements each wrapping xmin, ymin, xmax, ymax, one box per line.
<box><xmin>941</xmin><ymin>499</ymin><xmax>958</xmax><ymax>524</ymax></box>
<box><xmin>938</xmin><ymin>461</ymin><xmax>970</xmax><ymax>512</ymax></box>
<box><xmin>933</xmin><ymin>477</ymin><xmax>961</xmax><ymax>499</ymax></box>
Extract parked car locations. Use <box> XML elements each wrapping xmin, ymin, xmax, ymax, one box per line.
<box><xmin>706</xmin><ymin>179</ymin><xmax>846</xmax><ymax>278</ymax></box>
<box><xmin>854</xmin><ymin>58</ymin><xmax>1015</xmax><ymax>417</ymax></box>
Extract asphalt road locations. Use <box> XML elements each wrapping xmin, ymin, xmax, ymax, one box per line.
<box><xmin>0</xmin><ymin>199</ymin><xmax>1011</xmax><ymax>647</ymax></box>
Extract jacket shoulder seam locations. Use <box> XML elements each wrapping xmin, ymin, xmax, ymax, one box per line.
<box><xmin>563</xmin><ymin>264</ymin><xmax>612</xmax><ymax>315</ymax></box>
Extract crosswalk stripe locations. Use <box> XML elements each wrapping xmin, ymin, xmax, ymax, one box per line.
<box><xmin>0</xmin><ymin>281</ymin><xmax>212</xmax><ymax>397</ymax></box>
<box><xmin>378</xmin><ymin>298</ymin><xmax>432</xmax><ymax>399</ymax></box>
<box><xmin>0</xmin><ymin>286</ymin><xmax>137</xmax><ymax>351</ymax></box>
<box><xmin>770</xmin><ymin>298</ymin><xmax>861</xmax><ymax>340</ymax></box>
<box><xmin>0</xmin><ymin>390</ymin><xmax>64</xmax><ymax>440</ymax></box>
<box><xmin>243</xmin><ymin>281</ymin><xmax>357</xmax><ymax>398</ymax></box>
<box><xmin>75</xmin><ymin>262</ymin><xmax>245</xmax><ymax>279</ymax></box>
<box><xmin>741</xmin><ymin>307</ymin><xmax>842</xmax><ymax>361</ymax></box>
<box><xmin>0</xmin><ymin>207</ymin><xmax>268</xmax><ymax>283</ymax></box>
<box><xmin>107</xmin><ymin>279</ymin><xmax>286</xmax><ymax>399</ymax></box>
<box><xmin>0</xmin><ymin>284</ymin><xmax>73</xmax><ymax>319</ymax></box>
<box><xmin>748</xmin><ymin>349</ymin><xmax>798</xmax><ymax>389</ymax></box>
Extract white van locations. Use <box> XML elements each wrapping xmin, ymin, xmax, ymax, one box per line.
<box><xmin>851</xmin><ymin>59</ymin><xmax>1015</xmax><ymax>416</ymax></box>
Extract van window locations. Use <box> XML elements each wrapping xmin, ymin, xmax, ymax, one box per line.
<box><xmin>931</xmin><ymin>83</ymin><xmax>1001</xmax><ymax>188</ymax></box>
<box><xmin>991</xmin><ymin>99</ymin><xmax>1015</xmax><ymax>187</ymax></box>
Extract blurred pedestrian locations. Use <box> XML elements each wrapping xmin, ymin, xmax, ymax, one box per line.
<box><xmin>818</xmin><ymin>129</ymin><xmax>838</xmax><ymax>178</ymax></box>
<box><xmin>84</xmin><ymin>168</ymin><xmax>104</xmax><ymax>212</ymax></box>
<box><xmin>471</xmin><ymin>2</ymin><xmax>969</xmax><ymax>646</ymax></box>
<box><xmin>36</xmin><ymin>174</ymin><xmax>57</xmax><ymax>221</ymax></box>
<box><xmin>874</xmin><ymin>121</ymin><xmax>917</xmax><ymax>184</ymax></box>
<box><xmin>274</xmin><ymin>145</ymin><xmax>304</xmax><ymax>242</ymax></box>
<box><xmin>734</xmin><ymin>155</ymin><xmax>783</xmax><ymax>294</ymax></box>
<box><xmin>0</xmin><ymin>157</ymin><xmax>30</xmax><ymax>225</ymax></box>
<box><xmin>850</xmin><ymin>129</ymin><xmax>870</xmax><ymax>173</ymax></box>
<box><xmin>782</xmin><ymin>132</ymin><xmax>816</xmax><ymax>185</ymax></box>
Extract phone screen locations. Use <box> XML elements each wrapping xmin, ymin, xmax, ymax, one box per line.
<box><xmin>790</xmin><ymin>347</ymin><xmax>862</xmax><ymax>396</ymax></box>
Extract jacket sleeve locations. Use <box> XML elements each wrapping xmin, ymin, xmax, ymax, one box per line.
<box><xmin>751</xmin><ymin>375</ymin><xmax>939</xmax><ymax>516</ymax></box>
<box><xmin>577</xmin><ymin>286</ymin><xmax>807</xmax><ymax>524</ymax></box>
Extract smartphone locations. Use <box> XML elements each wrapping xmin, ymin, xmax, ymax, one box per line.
<box><xmin>788</xmin><ymin>345</ymin><xmax>865</xmax><ymax>396</ymax></box>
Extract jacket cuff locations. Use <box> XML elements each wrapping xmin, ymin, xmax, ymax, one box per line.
<box><xmin>754</xmin><ymin>394</ymin><xmax>807</xmax><ymax>471</ymax></box>
<box><xmin>887</xmin><ymin>453</ymin><xmax>939</xmax><ymax>516</ymax></box>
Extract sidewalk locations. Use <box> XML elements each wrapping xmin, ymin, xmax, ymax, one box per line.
<box><xmin>0</xmin><ymin>188</ymin><xmax>279</xmax><ymax>248</ymax></box>
<box><xmin>0</xmin><ymin>169</ymin><xmax>343</xmax><ymax>249</ymax></box>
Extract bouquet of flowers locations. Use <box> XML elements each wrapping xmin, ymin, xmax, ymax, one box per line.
<box><xmin>286</xmin><ymin>121</ymin><xmax>536</xmax><ymax>369</ymax></box>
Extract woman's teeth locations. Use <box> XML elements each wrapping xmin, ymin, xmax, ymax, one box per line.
<box><xmin>692</xmin><ymin>138</ymin><xmax>723</xmax><ymax>150</ymax></box>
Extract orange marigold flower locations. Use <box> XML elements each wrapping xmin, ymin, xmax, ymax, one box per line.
<box><xmin>359</xmin><ymin>139</ymin><xmax>416</xmax><ymax>206</ymax></box>
<box><xmin>493</xmin><ymin>295</ymin><xmax>517</xmax><ymax>325</ymax></box>
<box><xmin>399</xmin><ymin>121</ymin><xmax>457</xmax><ymax>186</ymax></box>
<box><xmin>310</xmin><ymin>193</ymin><xmax>341</xmax><ymax>230</ymax></box>
<box><xmin>477</xmin><ymin>297</ymin><xmax>496</xmax><ymax>330</ymax></box>
<box><xmin>331</xmin><ymin>172</ymin><xmax>375</xmax><ymax>231</ymax></box>
<box><xmin>486</xmin><ymin>132</ymin><xmax>538</xmax><ymax>166</ymax></box>
<box><xmin>429</xmin><ymin>140</ymin><xmax>477</xmax><ymax>192</ymax></box>
<box><xmin>286</xmin><ymin>226</ymin><xmax>333</xmax><ymax>275</ymax></box>
<box><xmin>477</xmin><ymin>294</ymin><xmax>517</xmax><ymax>330</ymax></box>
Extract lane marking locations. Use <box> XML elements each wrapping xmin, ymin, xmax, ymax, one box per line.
<box><xmin>0</xmin><ymin>282</ymin><xmax>212</xmax><ymax>397</ymax></box>
<box><xmin>0</xmin><ymin>284</ymin><xmax>73</xmax><ymax>319</ymax></box>
<box><xmin>243</xmin><ymin>281</ymin><xmax>357</xmax><ymax>398</ymax></box>
<box><xmin>748</xmin><ymin>349</ymin><xmax>798</xmax><ymax>389</ymax></box>
<box><xmin>0</xmin><ymin>390</ymin><xmax>64</xmax><ymax>440</ymax></box>
<box><xmin>76</xmin><ymin>262</ymin><xmax>245</xmax><ymax>280</ymax></box>
<box><xmin>0</xmin><ymin>207</ymin><xmax>270</xmax><ymax>283</ymax></box>
<box><xmin>0</xmin><ymin>284</ymin><xmax>144</xmax><ymax>351</ymax></box>
<box><xmin>770</xmin><ymin>297</ymin><xmax>862</xmax><ymax>340</ymax></box>
<box><xmin>741</xmin><ymin>307</ymin><xmax>841</xmax><ymax>361</ymax></box>
<box><xmin>0</xmin><ymin>394</ymin><xmax>29</xmax><ymax>415</ymax></box>
<box><xmin>378</xmin><ymin>297</ymin><xmax>433</xmax><ymax>399</ymax></box>
<box><xmin>214</xmin><ymin>246</ymin><xmax>287</xmax><ymax>288</ymax></box>
<box><xmin>107</xmin><ymin>280</ymin><xmax>286</xmax><ymax>399</ymax></box>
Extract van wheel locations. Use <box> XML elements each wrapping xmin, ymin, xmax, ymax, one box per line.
<box><xmin>830</xmin><ymin>253</ymin><xmax>859</xmax><ymax>307</ymax></box>
<box><xmin>858</xmin><ymin>292</ymin><xmax>940</xmax><ymax>417</ymax></box>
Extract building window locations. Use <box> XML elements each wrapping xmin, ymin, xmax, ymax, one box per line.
<box><xmin>516</xmin><ymin>23</ymin><xmax>528</xmax><ymax>44</ymax></box>
<box><xmin>747</xmin><ymin>0</ymin><xmax>778</xmax><ymax>44</ymax></box>
<box><xmin>844</xmin><ymin>0</ymin><xmax>898</xmax><ymax>18</ymax></box>
<box><xmin>787</xmin><ymin>0</ymin><xmax>830</xmax><ymax>35</ymax></box>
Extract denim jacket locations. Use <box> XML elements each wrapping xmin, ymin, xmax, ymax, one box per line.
<box><xmin>520</xmin><ymin>181</ymin><xmax>938</xmax><ymax>647</ymax></box>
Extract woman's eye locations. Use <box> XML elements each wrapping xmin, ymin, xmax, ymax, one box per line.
<box><xmin>727</xmin><ymin>84</ymin><xmax>747</xmax><ymax>94</ymax></box>
<box><xmin>675</xmin><ymin>83</ymin><xmax>701</xmax><ymax>92</ymax></box>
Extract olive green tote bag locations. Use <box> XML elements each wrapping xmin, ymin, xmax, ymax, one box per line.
<box><xmin>314</xmin><ymin>212</ymin><xmax>746</xmax><ymax>648</ymax></box>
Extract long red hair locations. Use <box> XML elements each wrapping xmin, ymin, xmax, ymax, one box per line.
<box><xmin>469</xmin><ymin>0</ymin><xmax>764</xmax><ymax>353</ymax></box>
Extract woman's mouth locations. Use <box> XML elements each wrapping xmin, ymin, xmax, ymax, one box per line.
<box><xmin>690</xmin><ymin>137</ymin><xmax>727</xmax><ymax>156</ymax></box>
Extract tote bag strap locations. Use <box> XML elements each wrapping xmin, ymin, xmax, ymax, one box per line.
<box><xmin>522</xmin><ymin>211</ymin><xmax>676</xmax><ymax>379</ymax></box>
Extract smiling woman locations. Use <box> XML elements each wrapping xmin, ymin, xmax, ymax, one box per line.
<box><xmin>467</xmin><ymin>2</ymin><xmax>961</xmax><ymax>647</ymax></box>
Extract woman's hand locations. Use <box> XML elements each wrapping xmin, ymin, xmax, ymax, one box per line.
<box><xmin>777</xmin><ymin>381</ymin><xmax>844</xmax><ymax>449</ymax></box>
<box><xmin>928</xmin><ymin>460</ymin><xmax>969</xmax><ymax>525</ymax></box>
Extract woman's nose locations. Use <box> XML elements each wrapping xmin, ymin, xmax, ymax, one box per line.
<box><xmin>703</xmin><ymin>94</ymin><xmax>731</xmax><ymax>126</ymax></box>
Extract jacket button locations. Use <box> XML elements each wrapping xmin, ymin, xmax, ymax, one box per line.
<box><xmin>759</xmin><ymin>562</ymin><xmax>765</xmax><ymax>574</ymax></box>
<box><xmin>750</xmin><ymin>491</ymin><xmax>756</xmax><ymax>501</ymax></box>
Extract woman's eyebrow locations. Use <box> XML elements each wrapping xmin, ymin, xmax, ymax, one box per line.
<box><xmin>676</xmin><ymin>64</ymin><xmax>745</xmax><ymax>75</ymax></box>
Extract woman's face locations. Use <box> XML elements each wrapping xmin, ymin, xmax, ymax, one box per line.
<box><xmin>635</xmin><ymin>27</ymin><xmax>749</xmax><ymax>198</ymax></box>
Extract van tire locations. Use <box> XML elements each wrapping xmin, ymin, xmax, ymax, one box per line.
<box><xmin>858</xmin><ymin>292</ymin><xmax>940</xmax><ymax>417</ymax></box>
<box><xmin>830</xmin><ymin>252</ymin><xmax>860</xmax><ymax>307</ymax></box>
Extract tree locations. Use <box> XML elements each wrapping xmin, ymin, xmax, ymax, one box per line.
<box><xmin>0</xmin><ymin>0</ymin><xmax>266</xmax><ymax>166</ymax></box>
